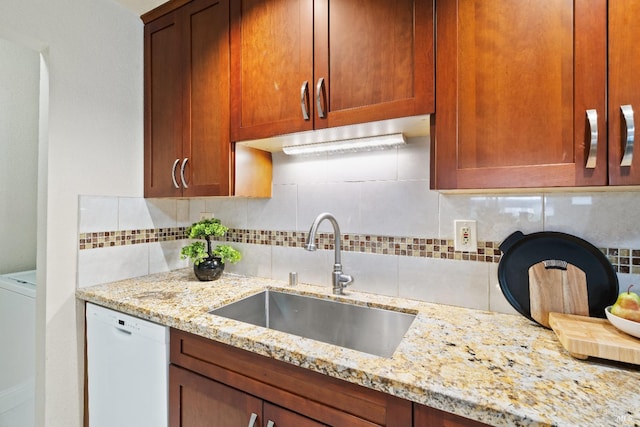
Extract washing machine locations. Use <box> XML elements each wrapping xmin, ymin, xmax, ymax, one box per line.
<box><xmin>0</xmin><ymin>270</ymin><xmax>36</xmax><ymax>427</ymax></box>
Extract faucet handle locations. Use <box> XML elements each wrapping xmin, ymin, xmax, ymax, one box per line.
<box><xmin>333</xmin><ymin>272</ymin><xmax>353</xmax><ymax>295</ymax></box>
<box><xmin>339</xmin><ymin>273</ymin><xmax>353</xmax><ymax>286</ymax></box>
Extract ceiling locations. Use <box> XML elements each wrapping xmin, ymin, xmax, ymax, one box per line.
<box><xmin>113</xmin><ymin>0</ymin><xmax>166</xmax><ymax>16</ymax></box>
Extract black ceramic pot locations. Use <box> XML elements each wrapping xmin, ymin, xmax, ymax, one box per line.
<box><xmin>193</xmin><ymin>256</ymin><xmax>225</xmax><ymax>281</ymax></box>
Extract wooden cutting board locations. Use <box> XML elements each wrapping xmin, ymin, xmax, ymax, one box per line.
<box><xmin>548</xmin><ymin>312</ymin><xmax>640</xmax><ymax>365</ymax></box>
<box><xmin>528</xmin><ymin>260</ymin><xmax>589</xmax><ymax>327</ymax></box>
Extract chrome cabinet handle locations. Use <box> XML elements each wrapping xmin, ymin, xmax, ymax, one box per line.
<box><xmin>171</xmin><ymin>158</ymin><xmax>180</xmax><ymax>188</ymax></box>
<box><xmin>300</xmin><ymin>81</ymin><xmax>310</xmax><ymax>120</ymax></box>
<box><xmin>266</xmin><ymin>421</ymin><xmax>275</xmax><ymax>427</ymax></box>
<box><xmin>247</xmin><ymin>413</ymin><xmax>258</xmax><ymax>427</ymax></box>
<box><xmin>180</xmin><ymin>158</ymin><xmax>189</xmax><ymax>189</ymax></box>
<box><xmin>620</xmin><ymin>104</ymin><xmax>635</xmax><ymax>167</ymax></box>
<box><xmin>585</xmin><ymin>109</ymin><xmax>598</xmax><ymax>169</ymax></box>
<box><xmin>316</xmin><ymin>77</ymin><xmax>326</xmax><ymax>119</ymax></box>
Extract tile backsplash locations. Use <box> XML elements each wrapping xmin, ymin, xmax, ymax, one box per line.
<box><xmin>77</xmin><ymin>136</ymin><xmax>640</xmax><ymax>315</ymax></box>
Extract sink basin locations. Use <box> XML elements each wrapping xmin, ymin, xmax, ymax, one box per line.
<box><xmin>209</xmin><ymin>290</ymin><xmax>416</xmax><ymax>358</ymax></box>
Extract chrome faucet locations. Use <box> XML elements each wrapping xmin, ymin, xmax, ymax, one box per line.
<box><xmin>305</xmin><ymin>212</ymin><xmax>353</xmax><ymax>295</ymax></box>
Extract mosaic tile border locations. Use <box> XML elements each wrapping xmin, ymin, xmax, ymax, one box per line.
<box><xmin>78</xmin><ymin>228</ymin><xmax>187</xmax><ymax>249</ymax></box>
<box><xmin>78</xmin><ymin>227</ymin><xmax>638</xmax><ymax>273</ymax></box>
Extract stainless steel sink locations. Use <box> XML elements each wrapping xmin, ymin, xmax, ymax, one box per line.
<box><xmin>209</xmin><ymin>290</ymin><xmax>416</xmax><ymax>358</ymax></box>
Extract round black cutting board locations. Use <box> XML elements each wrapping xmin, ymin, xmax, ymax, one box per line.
<box><xmin>498</xmin><ymin>231</ymin><xmax>619</xmax><ymax>324</ymax></box>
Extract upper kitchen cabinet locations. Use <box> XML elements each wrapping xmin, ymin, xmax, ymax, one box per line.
<box><xmin>144</xmin><ymin>0</ymin><xmax>272</xmax><ymax>198</ymax></box>
<box><xmin>431</xmin><ymin>0</ymin><xmax>608</xmax><ymax>190</ymax></box>
<box><xmin>144</xmin><ymin>0</ymin><xmax>232</xmax><ymax>197</ymax></box>
<box><xmin>230</xmin><ymin>0</ymin><xmax>435</xmax><ymax>142</ymax></box>
<box><xmin>608</xmin><ymin>0</ymin><xmax>640</xmax><ymax>185</ymax></box>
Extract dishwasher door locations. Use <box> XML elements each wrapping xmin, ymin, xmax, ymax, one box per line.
<box><xmin>86</xmin><ymin>303</ymin><xmax>168</xmax><ymax>427</ymax></box>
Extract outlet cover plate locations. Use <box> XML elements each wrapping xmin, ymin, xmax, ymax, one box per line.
<box><xmin>454</xmin><ymin>220</ymin><xmax>478</xmax><ymax>252</ymax></box>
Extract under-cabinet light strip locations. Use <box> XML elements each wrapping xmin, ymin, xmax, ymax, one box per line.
<box><xmin>282</xmin><ymin>133</ymin><xmax>407</xmax><ymax>156</ymax></box>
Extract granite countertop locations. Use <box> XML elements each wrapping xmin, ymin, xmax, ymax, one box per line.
<box><xmin>76</xmin><ymin>269</ymin><xmax>640</xmax><ymax>427</ymax></box>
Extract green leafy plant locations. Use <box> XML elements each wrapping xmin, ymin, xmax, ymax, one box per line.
<box><xmin>180</xmin><ymin>218</ymin><xmax>241</xmax><ymax>265</ymax></box>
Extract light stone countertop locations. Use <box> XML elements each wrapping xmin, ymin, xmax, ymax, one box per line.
<box><xmin>76</xmin><ymin>269</ymin><xmax>640</xmax><ymax>427</ymax></box>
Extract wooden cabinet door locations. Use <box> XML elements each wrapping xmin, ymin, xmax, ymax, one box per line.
<box><xmin>432</xmin><ymin>0</ymin><xmax>607</xmax><ymax>190</ymax></box>
<box><xmin>230</xmin><ymin>0</ymin><xmax>314</xmax><ymax>141</ymax></box>
<box><xmin>181</xmin><ymin>0</ymin><xmax>231</xmax><ymax>196</ymax></box>
<box><xmin>231</xmin><ymin>0</ymin><xmax>434</xmax><ymax>142</ymax></box>
<box><xmin>145</xmin><ymin>0</ymin><xmax>232</xmax><ymax>198</ymax></box>
<box><xmin>314</xmin><ymin>0</ymin><xmax>434</xmax><ymax>130</ymax></box>
<box><xmin>169</xmin><ymin>365</ymin><xmax>263</xmax><ymax>427</ymax></box>
<box><xmin>263</xmin><ymin>403</ymin><xmax>327</xmax><ymax>427</ymax></box>
<box><xmin>144</xmin><ymin>11</ymin><xmax>183</xmax><ymax>198</ymax></box>
<box><xmin>608</xmin><ymin>0</ymin><xmax>640</xmax><ymax>185</ymax></box>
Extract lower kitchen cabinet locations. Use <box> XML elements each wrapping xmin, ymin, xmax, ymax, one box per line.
<box><xmin>169</xmin><ymin>329</ymin><xmax>410</xmax><ymax>426</ymax></box>
<box><xmin>170</xmin><ymin>365</ymin><xmax>325</xmax><ymax>427</ymax></box>
<box><xmin>170</xmin><ymin>365</ymin><xmax>261</xmax><ymax>426</ymax></box>
<box><xmin>169</xmin><ymin>329</ymin><xmax>488</xmax><ymax>427</ymax></box>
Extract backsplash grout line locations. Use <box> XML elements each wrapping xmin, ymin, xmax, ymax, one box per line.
<box><xmin>77</xmin><ymin>227</ymin><xmax>637</xmax><ymax>273</ymax></box>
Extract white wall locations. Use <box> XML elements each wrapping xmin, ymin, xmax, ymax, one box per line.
<box><xmin>0</xmin><ymin>0</ymin><xmax>143</xmax><ymax>425</ymax></box>
<box><xmin>0</xmin><ymin>38</ymin><xmax>39</xmax><ymax>274</ymax></box>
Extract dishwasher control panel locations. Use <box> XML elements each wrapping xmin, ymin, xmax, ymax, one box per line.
<box><xmin>87</xmin><ymin>303</ymin><xmax>167</xmax><ymax>341</ymax></box>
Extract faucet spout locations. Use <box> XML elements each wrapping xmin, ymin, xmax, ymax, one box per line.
<box><xmin>305</xmin><ymin>212</ymin><xmax>353</xmax><ymax>294</ymax></box>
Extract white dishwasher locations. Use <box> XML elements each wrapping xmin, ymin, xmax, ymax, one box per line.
<box><xmin>86</xmin><ymin>303</ymin><xmax>169</xmax><ymax>427</ymax></box>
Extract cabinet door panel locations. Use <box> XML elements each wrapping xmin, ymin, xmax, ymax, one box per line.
<box><xmin>170</xmin><ymin>365</ymin><xmax>263</xmax><ymax>427</ymax></box>
<box><xmin>316</xmin><ymin>0</ymin><xmax>434</xmax><ymax>129</ymax></box>
<box><xmin>144</xmin><ymin>13</ymin><xmax>183</xmax><ymax>198</ymax></box>
<box><xmin>608</xmin><ymin>0</ymin><xmax>640</xmax><ymax>185</ymax></box>
<box><xmin>457</xmin><ymin>1</ymin><xmax>573</xmax><ymax>169</ymax></box>
<box><xmin>230</xmin><ymin>0</ymin><xmax>314</xmax><ymax>141</ymax></box>
<box><xmin>263</xmin><ymin>403</ymin><xmax>327</xmax><ymax>427</ymax></box>
<box><xmin>432</xmin><ymin>0</ymin><xmax>607</xmax><ymax>189</ymax></box>
<box><xmin>182</xmin><ymin>0</ymin><xmax>231</xmax><ymax>196</ymax></box>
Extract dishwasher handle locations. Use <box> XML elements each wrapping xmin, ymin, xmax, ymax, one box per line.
<box><xmin>114</xmin><ymin>327</ymin><xmax>132</xmax><ymax>336</ymax></box>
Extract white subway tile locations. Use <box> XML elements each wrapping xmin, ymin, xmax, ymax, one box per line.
<box><xmin>119</xmin><ymin>197</ymin><xmax>153</xmax><ymax>230</ymax></box>
<box><xmin>224</xmin><ymin>242</ymin><xmax>272</xmax><ymax>279</ymax></box>
<box><xmin>359</xmin><ymin>180</ymin><xmax>437</xmax><ymax>237</ymax></box>
<box><xmin>325</xmin><ymin>147</ymin><xmax>398</xmax><ymax>182</ymax></box>
<box><xmin>78</xmin><ymin>195</ymin><xmax>118</xmax><ymax>233</ymax></box>
<box><xmin>78</xmin><ymin>245</ymin><xmax>149</xmax><ymax>288</ymax></box>
<box><xmin>342</xmin><ymin>252</ymin><xmax>399</xmax><ymax>297</ymax></box>
<box><xmin>176</xmin><ymin>199</ymin><xmax>190</xmax><ymax>226</ymax></box>
<box><xmin>439</xmin><ymin>194</ymin><xmax>544</xmax><ymax>242</ymax></box>
<box><xmin>271</xmin><ymin>245</ymin><xmax>332</xmax><ymax>287</ymax></box>
<box><xmin>187</xmin><ymin>199</ymin><xmax>207</xmax><ymax>224</ymax></box>
<box><xmin>398</xmin><ymin>256</ymin><xmax>489</xmax><ymax>310</ymax></box>
<box><xmin>247</xmin><ymin>184</ymin><xmax>297</xmax><ymax>230</ymax></box>
<box><xmin>145</xmin><ymin>198</ymin><xmax>178</xmax><ymax>228</ymax></box>
<box><xmin>297</xmin><ymin>182</ymin><xmax>361</xmax><ymax>232</ymax></box>
<box><xmin>544</xmin><ymin>192</ymin><xmax>640</xmax><ymax>248</ymax></box>
<box><xmin>616</xmin><ymin>273</ymin><xmax>635</xmax><ymax>294</ymax></box>
<box><xmin>398</xmin><ymin>136</ymin><xmax>430</xmax><ymax>181</ymax></box>
<box><xmin>272</xmin><ymin>151</ymin><xmax>328</xmax><ymax>185</ymax></box>
<box><xmin>489</xmin><ymin>263</ymin><xmax>520</xmax><ymax>315</ymax></box>
<box><xmin>204</xmin><ymin>198</ymin><xmax>249</xmax><ymax>229</ymax></box>
<box><xmin>149</xmin><ymin>240</ymin><xmax>189</xmax><ymax>274</ymax></box>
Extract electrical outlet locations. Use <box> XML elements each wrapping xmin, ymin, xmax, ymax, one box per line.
<box><xmin>454</xmin><ymin>220</ymin><xmax>478</xmax><ymax>252</ymax></box>
<box><xmin>199</xmin><ymin>212</ymin><xmax>214</xmax><ymax>220</ymax></box>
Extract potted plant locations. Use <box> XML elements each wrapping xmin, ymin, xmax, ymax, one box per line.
<box><xmin>180</xmin><ymin>218</ymin><xmax>241</xmax><ymax>281</ymax></box>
